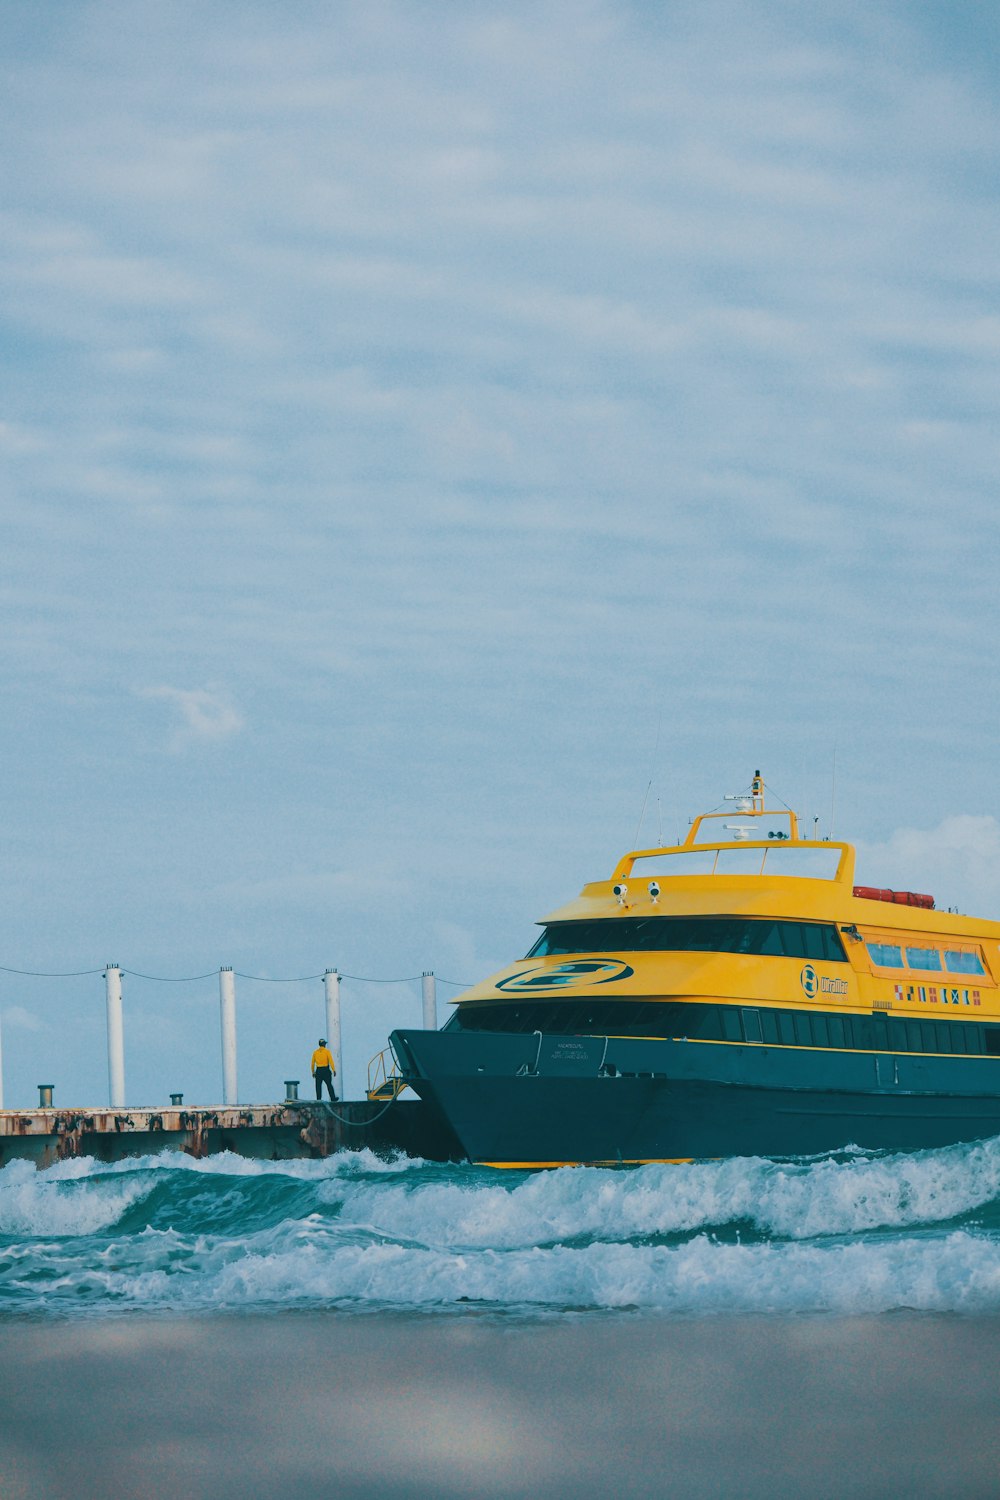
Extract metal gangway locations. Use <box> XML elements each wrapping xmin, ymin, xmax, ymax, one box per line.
<box><xmin>367</xmin><ymin>1046</ymin><xmax>410</xmax><ymax>1102</ymax></box>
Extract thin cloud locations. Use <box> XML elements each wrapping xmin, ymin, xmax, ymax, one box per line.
<box><xmin>0</xmin><ymin>1005</ymin><xmax>45</xmax><ymax>1033</ymax></box>
<box><xmin>857</xmin><ymin>816</ymin><xmax>1000</xmax><ymax>921</ymax></box>
<box><xmin>140</xmin><ymin>687</ymin><xmax>245</xmax><ymax>750</ymax></box>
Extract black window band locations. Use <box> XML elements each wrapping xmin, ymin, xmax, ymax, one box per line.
<box><xmin>526</xmin><ymin>916</ymin><xmax>847</xmax><ymax>963</ymax></box>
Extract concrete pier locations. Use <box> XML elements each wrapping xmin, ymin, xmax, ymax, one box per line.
<box><xmin>0</xmin><ymin>1098</ymin><xmax>462</xmax><ymax>1170</ymax></box>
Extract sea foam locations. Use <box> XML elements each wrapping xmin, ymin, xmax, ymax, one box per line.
<box><xmin>1</xmin><ymin>1139</ymin><xmax>999</xmax><ymax>1317</ymax></box>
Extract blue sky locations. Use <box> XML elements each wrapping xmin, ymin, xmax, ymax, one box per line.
<box><xmin>2</xmin><ymin>1</ymin><xmax>1000</xmax><ymax>1106</ymax></box>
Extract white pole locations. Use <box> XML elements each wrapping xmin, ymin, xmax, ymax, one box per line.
<box><xmin>219</xmin><ymin>967</ymin><xmax>238</xmax><ymax>1105</ymax></box>
<box><xmin>324</xmin><ymin>969</ymin><xmax>342</xmax><ymax>1098</ymax></box>
<box><xmin>422</xmin><ymin>971</ymin><xmax>437</xmax><ymax>1031</ymax></box>
<box><xmin>105</xmin><ymin>964</ymin><xmax>126</xmax><ymax>1108</ymax></box>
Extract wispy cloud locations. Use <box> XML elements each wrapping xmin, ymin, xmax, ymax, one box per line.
<box><xmin>0</xmin><ymin>1005</ymin><xmax>45</xmax><ymax>1033</ymax></box>
<box><xmin>857</xmin><ymin>817</ymin><xmax>1000</xmax><ymax>921</ymax></box>
<box><xmin>139</xmin><ymin>687</ymin><xmax>245</xmax><ymax>750</ymax></box>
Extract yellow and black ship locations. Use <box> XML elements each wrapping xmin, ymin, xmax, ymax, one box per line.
<box><xmin>390</xmin><ymin>774</ymin><xmax>1000</xmax><ymax>1166</ymax></box>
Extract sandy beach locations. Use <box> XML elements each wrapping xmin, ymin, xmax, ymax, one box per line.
<box><xmin>0</xmin><ymin>1311</ymin><xmax>998</xmax><ymax>1499</ymax></box>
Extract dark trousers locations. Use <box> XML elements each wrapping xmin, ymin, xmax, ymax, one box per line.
<box><xmin>314</xmin><ymin>1066</ymin><xmax>337</xmax><ymax>1101</ymax></box>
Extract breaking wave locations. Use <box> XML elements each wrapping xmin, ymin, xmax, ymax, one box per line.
<box><xmin>3</xmin><ymin>1138</ymin><xmax>1000</xmax><ymax>1317</ymax></box>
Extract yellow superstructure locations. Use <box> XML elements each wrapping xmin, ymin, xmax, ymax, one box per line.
<box><xmin>456</xmin><ymin>775</ymin><xmax>999</xmax><ymax>1029</ymax></box>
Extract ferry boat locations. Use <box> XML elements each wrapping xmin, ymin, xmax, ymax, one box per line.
<box><xmin>388</xmin><ymin>774</ymin><xmax>1000</xmax><ymax>1166</ymax></box>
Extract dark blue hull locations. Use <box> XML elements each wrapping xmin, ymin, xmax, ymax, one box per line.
<box><xmin>390</xmin><ymin>1027</ymin><xmax>1000</xmax><ymax>1164</ymax></box>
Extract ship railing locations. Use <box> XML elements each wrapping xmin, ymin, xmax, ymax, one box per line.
<box><xmin>367</xmin><ymin>1047</ymin><xmax>410</xmax><ymax>1102</ymax></box>
<box><xmin>519</xmin><ymin>1030</ymin><xmax>543</xmax><ymax>1075</ymax></box>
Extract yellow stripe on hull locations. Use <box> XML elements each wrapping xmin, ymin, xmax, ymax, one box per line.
<box><xmin>478</xmin><ymin>1158</ymin><xmax>696</xmax><ymax>1169</ymax></box>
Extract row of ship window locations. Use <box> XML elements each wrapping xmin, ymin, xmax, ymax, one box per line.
<box><xmin>450</xmin><ymin>1001</ymin><xmax>686</xmax><ymax>1035</ymax></box>
<box><xmin>724</xmin><ymin>1005</ymin><xmax>999</xmax><ymax>1056</ymax></box>
<box><xmin>451</xmin><ymin>1000</ymin><xmax>1000</xmax><ymax>1056</ymax></box>
<box><xmin>865</xmin><ymin>943</ymin><xmax>985</xmax><ymax>975</ymax></box>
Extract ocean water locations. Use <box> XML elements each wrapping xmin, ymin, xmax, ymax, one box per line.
<box><xmin>2</xmin><ymin>1139</ymin><xmax>1000</xmax><ymax>1318</ymax></box>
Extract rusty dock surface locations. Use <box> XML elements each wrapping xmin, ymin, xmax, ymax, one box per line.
<box><xmin>0</xmin><ymin>1099</ymin><xmax>462</xmax><ymax>1169</ymax></box>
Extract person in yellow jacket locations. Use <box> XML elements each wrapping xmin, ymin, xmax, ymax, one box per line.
<box><xmin>311</xmin><ymin>1039</ymin><xmax>337</xmax><ymax>1102</ymax></box>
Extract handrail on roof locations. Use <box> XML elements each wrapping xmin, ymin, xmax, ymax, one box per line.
<box><xmin>684</xmin><ymin>807</ymin><xmax>800</xmax><ymax>844</ymax></box>
<box><xmin>610</xmin><ymin>772</ymin><xmax>855</xmax><ymax>886</ymax></box>
<box><xmin>611</xmin><ymin>839</ymin><xmax>855</xmax><ymax>885</ymax></box>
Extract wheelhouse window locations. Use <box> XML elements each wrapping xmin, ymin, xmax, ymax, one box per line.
<box><xmin>526</xmin><ymin>916</ymin><xmax>846</xmax><ymax>963</ymax></box>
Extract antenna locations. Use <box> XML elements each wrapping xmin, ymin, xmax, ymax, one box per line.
<box><xmin>633</xmin><ymin>710</ymin><xmax>663</xmax><ymax>847</ymax></box>
<box><xmin>633</xmin><ymin>780</ymin><xmax>652</xmax><ymax>847</ymax></box>
<box><xmin>830</xmin><ymin>744</ymin><xmax>837</xmax><ymax>840</ymax></box>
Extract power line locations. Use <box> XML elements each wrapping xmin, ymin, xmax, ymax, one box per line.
<box><xmin>337</xmin><ymin>972</ymin><xmax>424</xmax><ymax>984</ymax></box>
<box><xmin>0</xmin><ymin>964</ymin><xmax>104</xmax><ymax>978</ymax></box>
<box><xmin>0</xmin><ymin>963</ymin><xmax>472</xmax><ymax>986</ymax></box>
<box><xmin>233</xmin><ymin>971</ymin><xmax>325</xmax><ymax>983</ymax></box>
<box><xmin>123</xmin><ymin>969</ymin><xmax>220</xmax><ymax>983</ymax></box>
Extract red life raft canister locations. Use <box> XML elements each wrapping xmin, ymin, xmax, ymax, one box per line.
<box><xmin>853</xmin><ymin>886</ymin><xmax>935</xmax><ymax>909</ymax></box>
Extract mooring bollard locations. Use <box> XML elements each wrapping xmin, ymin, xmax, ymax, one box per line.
<box><xmin>284</xmin><ymin>1079</ymin><xmax>300</xmax><ymax>1102</ymax></box>
<box><xmin>38</xmin><ymin>1084</ymin><xmax>54</xmax><ymax>1108</ymax></box>
<box><xmin>170</xmin><ymin>1093</ymin><xmax>183</xmax><ymax>1107</ymax></box>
